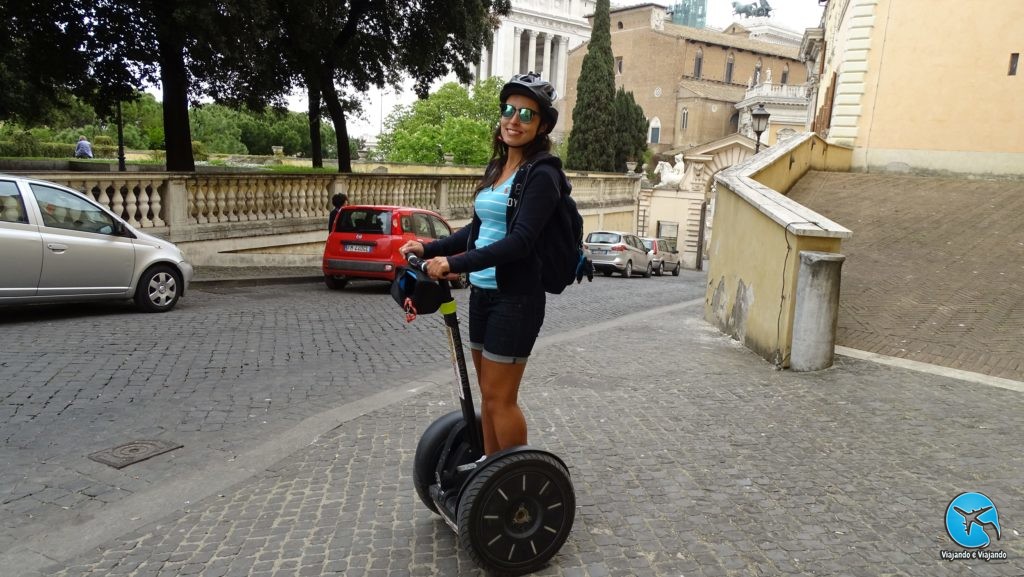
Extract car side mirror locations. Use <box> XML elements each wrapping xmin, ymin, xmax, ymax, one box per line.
<box><xmin>113</xmin><ymin>221</ymin><xmax>134</xmax><ymax>238</ymax></box>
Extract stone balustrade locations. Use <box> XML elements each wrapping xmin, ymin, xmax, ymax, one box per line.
<box><xmin>744</xmin><ymin>83</ymin><xmax>808</xmax><ymax>100</ymax></box>
<box><xmin>28</xmin><ymin>170</ymin><xmax>639</xmax><ymax>243</ymax></box>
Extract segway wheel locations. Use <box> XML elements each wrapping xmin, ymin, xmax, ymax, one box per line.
<box><xmin>413</xmin><ymin>411</ymin><xmax>465</xmax><ymax>513</ymax></box>
<box><xmin>457</xmin><ymin>451</ymin><xmax>575</xmax><ymax>576</ymax></box>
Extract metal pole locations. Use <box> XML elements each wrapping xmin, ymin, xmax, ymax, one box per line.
<box><xmin>116</xmin><ymin>101</ymin><xmax>126</xmax><ymax>172</ymax></box>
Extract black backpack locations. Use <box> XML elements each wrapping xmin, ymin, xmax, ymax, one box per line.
<box><xmin>509</xmin><ymin>156</ymin><xmax>593</xmax><ymax>294</ymax></box>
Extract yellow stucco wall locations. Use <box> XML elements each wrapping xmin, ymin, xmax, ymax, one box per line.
<box><xmin>704</xmin><ymin>135</ymin><xmax>851</xmax><ymax>366</ymax></box>
<box><xmin>821</xmin><ymin>0</ymin><xmax>1024</xmax><ymax>175</ymax></box>
<box><xmin>866</xmin><ymin>1</ymin><xmax>1024</xmax><ymax>154</ymax></box>
<box><xmin>706</xmin><ymin>184</ymin><xmax>842</xmax><ymax>365</ymax></box>
<box><xmin>595</xmin><ymin>211</ymin><xmax>636</xmax><ymax>233</ymax></box>
<box><xmin>753</xmin><ymin>136</ymin><xmax>854</xmax><ymax>193</ymax></box>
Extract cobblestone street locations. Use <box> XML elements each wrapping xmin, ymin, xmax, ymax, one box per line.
<box><xmin>2</xmin><ymin>268</ymin><xmax>1022</xmax><ymax>576</ymax></box>
<box><xmin>789</xmin><ymin>171</ymin><xmax>1024</xmax><ymax>382</ymax></box>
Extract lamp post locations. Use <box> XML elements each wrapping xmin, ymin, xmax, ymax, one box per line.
<box><xmin>751</xmin><ymin>103</ymin><xmax>770</xmax><ymax>154</ymax></box>
<box><xmin>116</xmin><ymin>100</ymin><xmax>126</xmax><ymax>172</ymax></box>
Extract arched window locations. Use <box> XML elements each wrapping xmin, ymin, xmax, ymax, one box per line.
<box><xmin>725</xmin><ymin>53</ymin><xmax>735</xmax><ymax>84</ymax></box>
<box><xmin>781</xmin><ymin>63</ymin><xmax>790</xmax><ymax>85</ymax></box>
<box><xmin>649</xmin><ymin>117</ymin><xmax>661</xmax><ymax>144</ymax></box>
<box><xmin>693</xmin><ymin>48</ymin><xmax>703</xmax><ymax>79</ymax></box>
<box><xmin>755</xmin><ymin>58</ymin><xmax>763</xmax><ymax>84</ymax></box>
<box><xmin>680</xmin><ymin>108</ymin><xmax>689</xmax><ymax>131</ymax></box>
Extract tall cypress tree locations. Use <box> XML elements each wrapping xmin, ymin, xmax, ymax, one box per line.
<box><xmin>612</xmin><ymin>87</ymin><xmax>648</xmax><ymax>173</ymax></box>
<box><xmin>565</xmin><ymin>0</ymin><xmax>616</xmax><ymax>172</ymax></box>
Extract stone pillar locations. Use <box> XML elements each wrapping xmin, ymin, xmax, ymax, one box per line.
<box><xmin>512</xmin><ymin>28</ymin><xmax>523</xmax><ymax>75</ymax></box>
<box><xmin>557</xmin><ymin>35</ymin><xmax>570</xmax><ymax>97</ymax></box>
<box><xmin>162</xmin><ymin>177</ymin><xmax>192</xmax><ymax>242</ymax></box>
<box><xmin>542</xmin><ymin>33</ymin><xmax>553</xmax><ymax>80</ymax></box>
<box><xmin>478</xmin><ymin>44</ymin><xmax>489</xmax><ymax>81</ymax></box>
<box><xmin>790</xmin><ymin>251</ymin><xmax>846</xmax><ymax>371</ymax></box>
<box><xmin>527</xmin><ymin>30</ymin><xmax>538</xmax><ymax>73</ymax></box>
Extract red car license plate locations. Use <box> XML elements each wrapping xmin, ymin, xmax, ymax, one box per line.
<box><xmin>344</xmin><ymin>244</ymin><xmax>372</xmax><ymax>253</ymax></box>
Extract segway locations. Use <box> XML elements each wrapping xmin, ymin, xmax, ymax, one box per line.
<box><xmin>392</xmin><ymin>254</ymin><xmax>575</xmax><ymax>576</ymax></box>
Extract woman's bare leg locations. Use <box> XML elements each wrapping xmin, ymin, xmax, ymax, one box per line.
<box><xmin>470</xmin><ymin>349</ymin><xmax>499</xmax><ymax>454</ymax></box>
<box><xmin>477</xmin><ymin>357</ymin><xmax>528</xmax><ymax>454</ymax></box>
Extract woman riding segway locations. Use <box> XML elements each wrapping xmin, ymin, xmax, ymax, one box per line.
<box><xmin>397</xmin><ymin>72</ymin><xmax>576</xmax><ymax>575</ymax></box>
<box><xmin>400</xmin><ymin>71</ymin><xmax>571</xmax><ymax>456</ymax></box>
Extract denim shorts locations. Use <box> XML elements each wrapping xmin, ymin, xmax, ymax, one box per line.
<box><xmin>468</xmin><ymin>286</ymin><xmax>546</xmax><ymax>364</ymax></box>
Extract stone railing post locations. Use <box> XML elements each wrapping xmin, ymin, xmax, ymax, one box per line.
<box><xmin>790</xmin><ymin>251</ymin><xmax>846</xmax><ymax>371</ymax></box>
<box><xmin>436</xmin><ymin>179</ymin><xmax>450</xmax><ymax>215</ymax></box>
<box><xmin>329</xmin><ymin>175</ymin><xmax>348</xmax><ymax>203</ymax></box>
<box><xmin>163</xmin><ymin>177</ymin><xmax>190</xmax><ymax>240</ymax></box>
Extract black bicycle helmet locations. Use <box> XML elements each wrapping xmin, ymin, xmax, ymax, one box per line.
<box><xmin>500</xmin><ymin>72</ymin><xmax>559</xmax><ymax>133</ymax></box>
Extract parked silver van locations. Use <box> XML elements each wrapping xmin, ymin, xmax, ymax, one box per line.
<box><xmin>584</xmin><ymin>230</ymin><xmax>653</xmax><ymax>278</ymax></box>
<box><xmin>0</xmin><ymin>174</ymin><xmax>193</xmax><ymax>312</ymax></box>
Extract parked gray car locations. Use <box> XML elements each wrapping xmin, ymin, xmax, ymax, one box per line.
<box><xmin>0</xmin><ymin>174</ymin><xmax>193</xmax><ymax>312</ymax></box>
<box><xmin>641</xmin><ymin>237</ymin><xmax>682</xmax><ymax>276</ymax></box>
<box><xmin>584</xmin><ymin>230</ymin><xmax>653</xmax><ymax>277</ymax></box>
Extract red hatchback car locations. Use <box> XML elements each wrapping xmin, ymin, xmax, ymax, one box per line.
<box><xmin>322</xmin><ymin>205</ymin><xmax>458</xmax><ymax>289</ymax></box>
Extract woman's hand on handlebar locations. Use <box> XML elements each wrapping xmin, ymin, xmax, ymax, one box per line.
<box><xmin>399</xmin><ymin>241</ymin><xmax>451</xmax><ymax>280</ymax></box>
<box><xmin>399</xmin><ymin>241</ymin><xmax>424</xmax><ymax>258</ymax></box>
<box><xmin>423</xmin><ymin>257</ymin><xmax>451</xmax><ymax>280</ymax></box>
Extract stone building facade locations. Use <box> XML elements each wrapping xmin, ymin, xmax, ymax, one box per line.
<box><xmin>474</xmin><ymin>0</ymin><xmax>595</xmax><ymax>109</ymax></box>
<box><xmin>561</xmin><ymin>4</ymin><xmax>807</xmax><ymax>152</ymax></box>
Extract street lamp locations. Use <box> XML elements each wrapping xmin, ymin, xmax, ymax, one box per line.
<box><xmin>751</xmin><ymin>103</ymin><xmax>770</xmax><ymax>154</ymax></box>
<box><xmin>116</xmin><ymin>100</ymin><xmax>126</xmax><ymax>172</ymax></box>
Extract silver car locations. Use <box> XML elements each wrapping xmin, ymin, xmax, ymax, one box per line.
<box><xmin>584</xmin><ymin>230</ymin><xmax>653</xmax><ymax>278</ymax></box>
<box><xmin>641</xmin><ymin>237</ymin><xmax>682</xmax><ymax>276</ymax></box>
<box><xmin>0</xmin><ymin>174</ymin><xmax>194</xmax><ymax>312</ymax></box>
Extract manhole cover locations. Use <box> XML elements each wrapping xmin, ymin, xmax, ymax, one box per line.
<box><xmin>88</xmin><ymin>440</ymin><xmax>183</xmax><ymax>469</ymax></box>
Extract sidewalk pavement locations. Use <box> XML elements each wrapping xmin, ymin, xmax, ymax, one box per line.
<box><xmin>32</xmin><ymin>283</ymin><xmax>1024</xmax><ymax>576</ymax></box>
<box><xmin>190</xmin><ymin>265</ymin><xmax>324</xmax><ymax>286</ymax></box>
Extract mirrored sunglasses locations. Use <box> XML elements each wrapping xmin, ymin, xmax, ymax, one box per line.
<box><xmin>500</xmin><ymin>103</ymin><xmax>537</xmax><ymax>124</ymax></box>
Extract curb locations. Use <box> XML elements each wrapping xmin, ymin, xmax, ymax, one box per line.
<box><xmin>190</xmin><ymin>275</ymin><xmax>324</xmax><ymax>288</ymax></box>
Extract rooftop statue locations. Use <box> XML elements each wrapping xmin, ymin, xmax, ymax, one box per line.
<box><xmin>732</xmin><ymin>0</ymin><xmax>773</xmax><ymax>18</ymax></box>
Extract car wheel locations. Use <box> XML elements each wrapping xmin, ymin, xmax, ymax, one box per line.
<box><xmin>324</xmin><ymin>275</ymin><xmax>348</xmax><ymax>290</ymax></box>
<box><xmin>134</xmin><ymin>265</ymin><xmax>182</xmax><ymax>313</ymax></box>
<box><xmin>643</xmin><ymin>262</ymin><xmax>653</xmax><ymax>278</ymax></box>
<box><xmin>672</xmin><ymin>262</ymin><xmax>681</xmax><ymax>276</ymax></box>
<box><xmin>622</xmin><ymin>261</ymin><xmax>632</xmax><ymax>277</ymax></box>
<box><xmin>655</xmin><ymin>262</ymin><xmax>664</xmax><ymax>276</ymax></box>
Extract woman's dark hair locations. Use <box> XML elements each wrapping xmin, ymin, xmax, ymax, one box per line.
<box><xmin>331</xmin><ymin>192</ymin><xmax>347</xmax><ymax>208</ymax></box>
<box><xmin>473</xmin><ymin>124</ymin><xmax>552</xmax><ymax>194</ymax></box>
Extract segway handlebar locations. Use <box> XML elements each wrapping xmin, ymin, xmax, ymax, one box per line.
<box><xmin>405</xmin><ymin>253</ymin><xmax>428</xmax><ymax>273</ymax></box>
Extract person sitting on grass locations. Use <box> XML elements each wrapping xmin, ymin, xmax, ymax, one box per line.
<box><xmin>74</xmin><ymin>136</ymin><xmax>94</xmax><ymax>159</ymax></box>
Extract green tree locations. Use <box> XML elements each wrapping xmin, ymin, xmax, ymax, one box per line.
<box><xmin>190</xmin><ymin>105</ymin><xmax>248</xmax><ymax>154</ymax></box>
<box><xmin>565</xmin><ymin>0</ymin><xmax>616</xmax><ymax>172</ymax></box>
<box><xmin>0</xmin><ymin>1</ymin><xmax>94</xmax><ymax>124</ymax></box>
<box><xmin>377</xmin><ymin>78</ymin><xmax>501</xmax><ymax>166</ymax></box>
<box><xmin>215</xmin><ymin>0</ymin><xmax>510</xmax><ymax>173</ymax></box>
<box><xmin>612</xmin><ymin>87</ymin><xmax>648</xmax><ymax>173</ymax></box>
